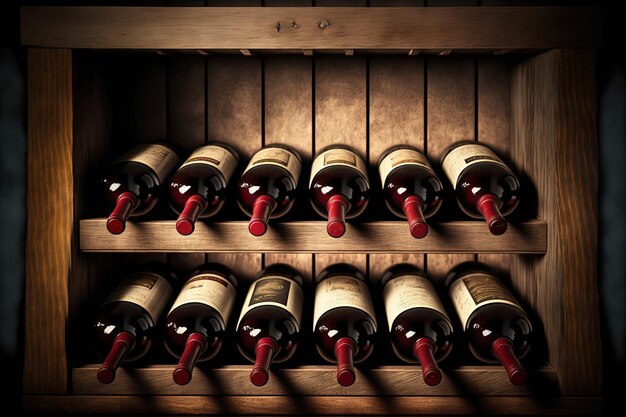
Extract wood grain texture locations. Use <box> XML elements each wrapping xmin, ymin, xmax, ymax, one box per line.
<box><xmin>21</xmin><ymin>7</ymin><xmax>603</xmax><ymax>50</ymax></box>
<box><xmin>315</xmin><ymin>254</ymin><xmax>368</xmax><ymax>279</ymax></box>
<box><xmin>368</xmin><ymin>254</ymin><xmax>425</xmax><ymax>285</ymax></box>
<box><xmin>511</xmin><ymin>49</ymin><xmax>601</xmax><ymax>396</ymax></box>
<box><xmin>24</xmin><ymin>48</ymin><xmax>72</xmax><ymax>394</ymax></box>
<box><xmin>23</xmin><ymin>395</ymin><xmax>602</xmax><ymax>415</ymax></box>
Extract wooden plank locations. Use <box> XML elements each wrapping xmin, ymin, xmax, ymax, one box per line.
<box><xmin>72</xmin><ymin>364</ymin><xmax>557</xmax><ymax>396</ymax></box>
<box><xmin>511</xmin><ymin>49</ymin><xmax>601</xmax><ymax>396</ymax></box>
<box><xmin>23</xmin><ymin>395</ymin><xmax>602</xmax><ymax>415</ymax></box>
<box><xmin>24</xmin><ymin>48</ymin><xmax>72</xmax><ymax>394</ymax></box>
<box><xmin>21</xmin><ymin>7</ymin><xmax>603</xmax><ymax>50</ymax></box>
<box><xmin>368</xmin><ymin>254</ymin><xmax>425</xmax><ymax>286</ymax></box>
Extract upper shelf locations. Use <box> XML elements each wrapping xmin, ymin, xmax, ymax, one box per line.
<box><xmin>21</xmin><ymin>6</ymin><xmax>602</xmax><ymax>53</ymax></box>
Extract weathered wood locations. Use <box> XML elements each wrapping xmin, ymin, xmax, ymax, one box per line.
<box><xmin>21</xmin><ymin>7</ymin><xmax>603</xmax><ymax>51</ymax></box>
<box><xmin>24</xmin><ymin>48</ymin><xmax>72</xmax><ymax>394</ymax></box>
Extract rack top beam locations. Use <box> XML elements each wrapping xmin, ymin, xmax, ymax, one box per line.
<box><xmin>21</xmin><ymin>6</ymin><xmax>602</xmax><ymax>51</ymax></box>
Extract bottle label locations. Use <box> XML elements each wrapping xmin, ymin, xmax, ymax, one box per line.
<box><xmin>168</xmin><ymin>273</ymin><xmax>237</xmax><ymax>325</ymax></box>
<box><xmin>116</xmin><ymin>143</ymin><xmax>180</xmax><ymax>184</ymax></box>
<box><xmin>103</xmin><ymin>272</ymin><xmax>174</xmax><ymax>324</ymax></box>
<box><xmin>309</xmin><ymin>148</ymin><xmax>369</xmax><ymax>188</ymax></box>
<box><xmin>448</xmin><ymin>272</ymin><xmax>525</xmax><ymax>329</ymax></box>
<box><xmin>379</xmin><ymin>148</ymin><xmax>435</xmax><ymax>186</ymax></box>
<box><xmin>242</xmin><ymin>147</ymin><xmax>301</xmax><ymax>184</ymax></box>
<box><xmin>237</xmin><ymin>276</ymin><xmax>303</xmax><ymax>329</ymax></box>
<box><xmin>313</xmin><ymin>275</ymin><xmax>377</xmax><ymax>332</ymax></box>
<box><xmin>441</xmin><ymin>143</ymin><xmax>510</xmax><ymax>189</ymax></box>
<box><xmin>179</xmin><ymin>145</ymin><xmax>238</xmax><ymax>183</ymax></box>
<box><xmin>383</xmin><ymin>274</ymin><xmax>449</xmax><ymax>331</ymax></box>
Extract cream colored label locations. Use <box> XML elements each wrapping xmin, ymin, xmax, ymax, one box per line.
<box><xmin>383</xmin><ymin>274</ymin><xmax>449</xmax><ymax>331</ymax></box>
<box><xmin>180</xmin><ymin>145</ymin><xmax>238</xmax><ymax>183</ymax></box>
<box><xmin>441</xmin><ymin>143</ymin><xmax>510</xmax><ymax>189</ymax></box>
<box><xmin>237</xmin><ymin>276</ymin><xmax>303</xmax><ymax>329</ymax></box>
<box><xmin>313</xmin><ymin>275</ymin><xmax>377</xmax><ymax>331</ymax></box>
<box><xmin>449</xmin><ymin>272</ymin><xmax>526</xmax><ymax>329</ymax></box>
<box><xmin>117</xmin><ymin>144</ymin><xmax>180</xmax><ymax>184</ymax></box>
<box><xmin>243</xmin><ymin>147</ymin><xmax>301</xmax><ymax>184</ymax></box>
<box><xmin>309</xmin><ymin>148</ymin><xmax>370</xmax><ymax>188</ymax></box>
<box><xmin>104</xmin><ymin>272</ymin><xmax>173</xmax><ymax>324</ymax></box>
<box><xmin>169</xmin><ymin>273</ymin><xmax>237</xmax><ymax>325</ymax></box>
<box><xmin>379</xmin><ymin>148</ymin><xmax>435</xmax><ymax>186</ymax></box>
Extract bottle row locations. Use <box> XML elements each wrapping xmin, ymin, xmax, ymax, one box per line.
<box><xmin>101</xmin><ymin>141</ymin><xmax>520</xmax><ymax>238</ymax></box>
<box><xmin>93</xmin><ymin>261</ymin><xmax>531</xmax><ymax>389</ymax></box>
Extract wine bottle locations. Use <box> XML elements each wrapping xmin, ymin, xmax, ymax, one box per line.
<box><xmin>237</xmin><ymin>145</ymin><xmax>301</xmax><ymax>236</ymax></box>
<box><xmin>381</xmin><ymin>264</ymin><xmax>453</xmax><ymax>386</ymax></box>
<box><xmin>168</xmin><ymin>143</ymin><xmax>239</xmax><ymax>235</ymax></box>
<box><xmin>445</xmin><ymin>262</ymin><xmax>532</xmax><ymax>385</ymax></box>
<box><xmin>309</xmin><ymin>145</ymin><xmax>370</xmax><ymax>238</ymax></box>
<box><xmin>101</xmin><ymin>143</ymin><xmax>180</xmax><ymax>234</ymax></box>
<box><xmin>92</xmin><ymin>263</ymin><xmax>178</xmax><ymax>384</ymax></box>
<box><xmin>441</xmin><ymin>142</ymin><xmax>520</xmax><ymax>235</ymax></box>
<box><xmin>313</xmin><ymin>264</ymin><xmax>377</xmax><ymax>386</ymax></box>
<box><xmin>378</xmin><ymin>146</ymin><xmax>444</xmax><ymax>238</ymax></box>
<box><xmin>164</xmin><ymin>263</ymin><xmax>238</xmax><ymax>385</ymax></box>
<box><xmin>236</xmin><ymin>264</ymin><xmax>304</xmax><ymax>386</ymax></box>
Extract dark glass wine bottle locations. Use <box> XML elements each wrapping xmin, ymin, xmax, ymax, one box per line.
<box><xmin>445</xmin><ymin>262</ymin><xmax>532</xmax><ymax>385</ymax></box>
<box><xmin>168</xmin><ymin>143</ymin><xmax>239</xmax><ymax>235</ymax></box>
<box><xmin>441</xmin><ymin>142</ymin><xmax>520</xmax><ymax>235</ymax></box>
<box><xmin>381</xmin><ymin>264</ymin><xmax>453</xmax><ymax>386</ymax></box>
<box><xmin>313</xmin><ymin>263</ymin><xmax>377</xmax><ymax>386</ymax></box>
<box><xmin>92</xmin><ymin>263</ymin><xmax>178</xmax><ymax>384</ymax></box>
<box><xmin>378</xmin><ymin>146</ymin><xmax>444</xmax><ymax>238</ymax></box>
<box><xmin>101</xmin><ymin>143</ymin><xmax>180</xmax><ymax>234</ymax></box>
<box><xmin>235</xmin><ymin>264</ymin><xmax>304</xmax><ymax>386</ymax></box>
<box><xmin>309</xmin><ymin>145</ymin><xmax>370</xmax><ymax>238</ymax></box>
<box><xmin>164</xmin><ymin>263</ymin><xmax>238</xmax><ymax>385</ymax></box>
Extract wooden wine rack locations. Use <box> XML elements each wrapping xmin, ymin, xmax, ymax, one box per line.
<box><xmin>22</xmin><ymin>2</ymin><xmax>602</xmax><ymax>415</ymax></box>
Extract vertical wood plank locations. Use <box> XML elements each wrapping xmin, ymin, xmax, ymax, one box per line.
<box><xmin>315</xmin><ymin>254</ymin><xmax>368</xmax><ymax>280</ymax></box>
<box><xmin>368</xmin><ymin>254</ymin><xmax>425</xmax><ymax>286</ymax></box>
<box><xmin>24</xmin><ymin>48</ymin><xmax>72</xmax><ymax>394</ymax></box>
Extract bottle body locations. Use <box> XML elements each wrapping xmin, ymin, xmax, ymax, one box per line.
<box><xmin>168</xmin><ymin>144</ymin><xmax>239</xmax><ymax>235</ymax></box>
<box><xmin>379</xmin><ymin>146</ymin><xmax>444</xmax><ymax>238</ymax></box>
<box><xmin>313</xmin><ymin>264</ymin><xmax>377</xmax><ymax>386</ymax></box>
<box><xmin>309</xmin><ymin>145</ymin><xmax>370</xmax><ymax>238</ymax></box>
<box><xmin>441</xmin><ymin>142</ymin><xmax>520</xmax><ymax>235</ymax></box>
<box><xmin>101</xmin><ymin>143</ymin><xmax>180</xmax><ymax>234</ymax></box>
<box><xmin>237</xmin><ymin>145</ymin><xmax>302</xmax><ymax>236</ymax></box>
<box><xmin>236</xmin><ymin>264</ymin><xmax>304</xmax><ymax>386</ymax></box>
<box><xmin>165</xmin><ymin>263</ymin><xmax>238</xmax><ymax>385</ymax></box>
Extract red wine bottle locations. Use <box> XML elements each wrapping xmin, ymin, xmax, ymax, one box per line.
<box><xmin>378</xmin><ymin>146</ymin><xmax>444</xmax><ymax>238</ymax></box>
<box><xmin>236</xmin><ymin>264</ymin><xmax>304</xmax><ymax>386</ymax></box>
<box><xmin>381</xmin><ymin>264</ymin><xmax>453</xmax><ymax>386</ymax></box>
<box><xmin>441</xmin><ymin>142</ymin><xmax>520</xmax><ymax>235</ymax></box>
<box><xmin>237</xmin><ymin>145</ymin><xmax>301</xmax><ymax>236</ymax></box>
<box><xmin>313</xmin><ymin>264</ymin><xmax>377</xmax><ymax>386</ymax></box>
<box><xmin>164</xmin><ymin>263</ymin><xmax>238</xmax><ymax>385</ymax></box>
<box><xmin>92</xmin><ymin>263</ymin><xmax>178</xmax><ymax>384</ymax></box>
<box><xmin>445</xmin><ymin>262</ymin><xmax>532</xmax><ymax>385</ymax></box>
<box><xmin>309</xmin><ymin>145</ymin><xmax>370</xmax><ymax>238</ymax></box>
<box><xmin>168</xmin><ymin>144</ymin><xmax>239</xmax><ymax>235</ymax></box>
<box><xmin>101</xmin><ymin>143</ymin><xmax>180</xmax><ymax>234</ymax></box>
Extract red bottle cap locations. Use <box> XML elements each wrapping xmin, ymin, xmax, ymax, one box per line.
<box><xmin>492</xmin><ymin>337</ymin><xmax>528</xmax><ymax>386</ymax></box>
<box><xmin>326</xmin><ymin>195</ymin><xmax>349</xmax><ymax>238</ymax></box>
<box><xmin>477</xmin><ymin>194</ymin><xmax>508</xmax><ymax>235</ymax></box>
<box><xmin>106</xmin><ymin>192</ymin><xmax>139</xmax><ymax>235</ymax></box>
<box><xmin>413</xmin><ymin>337</ymin><xmax>442</xmax><ymax>386</ymax></box>
<box><xmin>402</xmin><ymin>195</ymin><xmax>429</xmax><ymax>239</ymax></box>
<box><xmin>250</xmin><ymin>336</ymin><xmax>279</xmax><ymax>386</ymax></box>
<box><xmin>97</xmin><ymin>331</ymin><xmax>135</xmax><ymax>384</ymax></box>
<box><xmin>334</xmin><ymin>337</ymin><xmax>357</xmax><ymax>387</ymax></box>
<box><xmin>175</xmin><ymin>195</ymin><xmax>208</xmax><ymax>236</ymax></box>
<box><xmin>249</xmin><ymin>195</ymin><xmax>276</xmax><ymax>237</ymax></box>
<box><xmin>172</xmin><ymin>332</ymin><xmax>208</xmax><ymax>386</ymax></box>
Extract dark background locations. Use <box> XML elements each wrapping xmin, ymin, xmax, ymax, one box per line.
<box><xmin>1</xmin><ymin>0</ymin><xmax>624</xmax><ymax>415</ymax></box>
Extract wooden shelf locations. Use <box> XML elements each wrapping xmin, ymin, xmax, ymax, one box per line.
<box><xmin>79</xmin><ymin>218</ymin><xmax>547</xmax><ymax>254</ymax></box>
<box><xmin>21</xmin><ymin>6</ymin><xmax>601</xmax><ymax>52</ymax></box>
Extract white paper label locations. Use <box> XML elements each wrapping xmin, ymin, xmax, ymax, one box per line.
<box><xmin>448</xmin><ymin>272</ymin><xmax>527</xmax><ymax>329</ymax></box>
<box><xmin>103</xmin><ymin>272</ymin><xmax>173</xmax><ymax>324</ymax></box>
<box><xmin>116</xmin><ymin>143</ymin><xmax>180</xmax><ymax>184</ymax></box>
<box><xmin>242</xmin><ymin>147</ymin><xmax>301</xmax><ymax>184</ymax></box>
<box><xmin>169</xmin><ymin>273</ymin><xmax>237</xmax><ymax>325</ymax></box>
<box><xmin>309</xmin><ymin>148</ymin><xmax>369</xmax><ymax>188</ymax></box>
<box><xmin>379</xmin><ymin>148</ymin><xmax>435</xmax><ymax>186</ymax></box>
<box><xmin>237</xmin><ymin>276</ymin><xmax>303</xmax><ymax>329</ymax></box>
<box><xmin>441</xmin><ymin>143</ymin><xmax>511</xmax><ymax>189</ymax></box>
<box><xmin>383</xmin><ymin>274</ymin><xmax>449</xmax><ymax>331</ymax></box>
<box><xmin>313</xmin><ymin>275</ymin><xmax>377</xmax><ymax>331</ymax></box>
<box><xmin>179</xmin><ymin>145</ymin><xmax>238</xmax><ymax>183</ymax></box>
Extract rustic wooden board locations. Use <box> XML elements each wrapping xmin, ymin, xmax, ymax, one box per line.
<box><xmin>21</xmin><ymin>7</ymin><xmax>603</xmax><ymax>50</ymax></box>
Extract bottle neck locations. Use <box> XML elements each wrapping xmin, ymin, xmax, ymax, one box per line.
<box><xmin>97</xmin><ymin>331</ymin><xmax>136</xmax><ymax>384</ymax></box>
<box><xmin>172</xmin><ymin>332</ymin><xmax>209</xmax><ymax>386</ymax></box>
<box><xmin>250</xmin><ymin>336</ymin><xmax>279</xmax><ymax>386</ymax></box>
<box><xmin>334</xmin><ymin>337</ymin><xmax>357</xmax><ymax>387</ymax></box>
